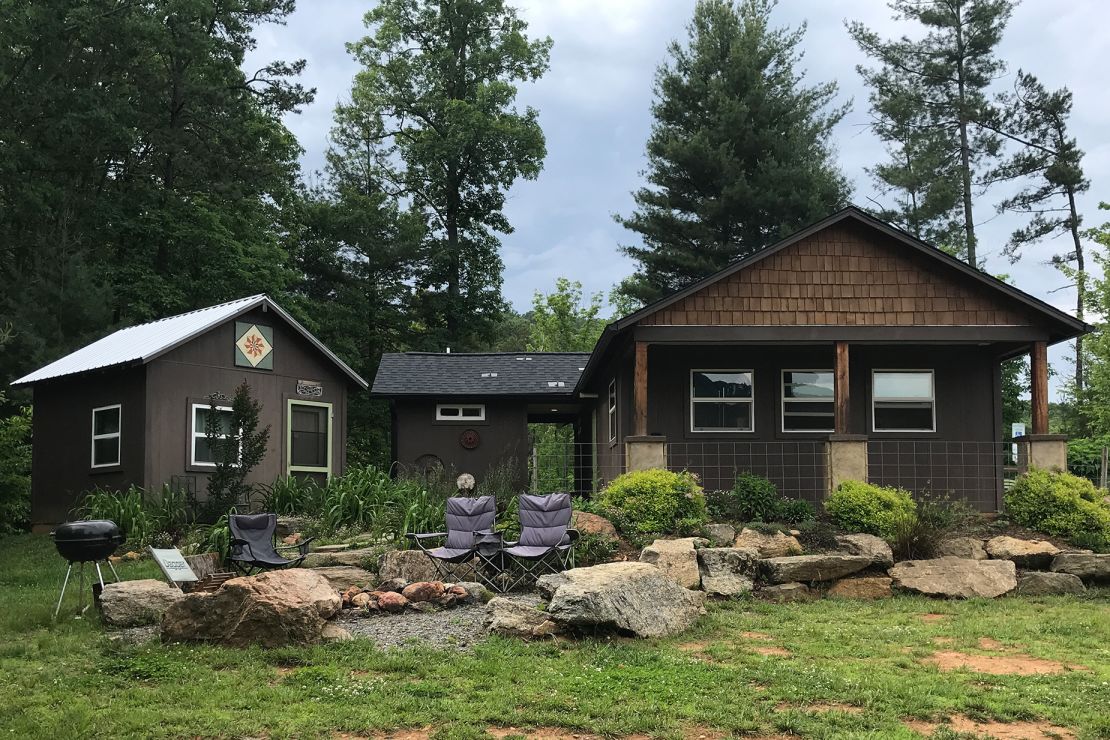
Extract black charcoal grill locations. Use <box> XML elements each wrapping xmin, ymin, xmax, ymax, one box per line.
<box><xmin>51</xmin><ymin>520</ymin><xmax>125</xmax><ymax>618</ymax></box>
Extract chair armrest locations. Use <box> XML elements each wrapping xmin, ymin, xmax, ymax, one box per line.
<box><xmin>566</xmin><ymin>528</ymin><xmax>581</xmax><ymax>544</ymax></box>
<box><xmin>501</xmin><ymin>540</ymin><xmax>519</xmax><ymax>548</ymax></box>
<box><xmin>275</xmin><ymin>537</ymin><xmax>315</xmax><ymax>556</ymax></box>
<box><xmin>407</xmin><ymin>532</ymin><xmax>448</xmax><ymax>541</ymax></box>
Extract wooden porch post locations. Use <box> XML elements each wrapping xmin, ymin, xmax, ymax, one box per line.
<box><xmin>634</xmin><ymin>341</ymin><xmax>648</xmax><ymax>436</ymax></box>
<box><xmin>1031</xmin><ymin>340</ymin><xmax>1049</xmax><ymax>435</ymax></box>
<box><xmin>835</xmin><ymin>341</ymin><xmax>850</xmax><ymax>434</ymax></box>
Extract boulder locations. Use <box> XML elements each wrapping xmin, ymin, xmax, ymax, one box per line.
<box><xmin>275</xmin><ymin>516</ymin><xmax>309</xmax><ymax>537</ymax></box>
<box><xmin>888</xmin><ymin>557</ymin><xmax>1017</xmax><ymax>599</ymax></box>
<box><xmin>454</xmin><ymin>581</ymin><xmax>493</xmax><ymax>604</ymax></box>
<box><xmin>303</xmin><ymin>547</ymin><xmax>379</xmax><ymax>569</ymax></box>
<box><xmin>759</xmin><ymin>582</ymin><xmax>817</xmax><ymax>602</ymax></box>
<box><xmin>376</xmin><ymin>577</ymin><xmax>409</xmax><ymax>593</ymax></box>
<box><xmin>828</xmin><ymin>576</ymin><xmax>893</xmax><ymax>600</ymax></box>
<box><xmin>309</xmin><ymin>566</ymin><xmax>377</xmax><ymax>592</ymax></box>
<box><xmin>703</xmin><ymin>523</ymin><xmax>737</xmax><ymax>547</ymax></box>
<box><xmin>639</xmin><ymin>537</ymin><xmax>705</xmax><ymax>589</ymax></box>
<box><xmin>376</xmin><ymin>591</ymin><xmax>409</xmax><ymax>613</ymax></box>
<box><xmin>1015</xmin><ymin>571</ymin><xmax>1086</xmax><ymax>596</ymax></box>
<box><xmin>99</xmin><ymin>579</ymin><xmax>184</xmax><ymax>627</ymax></box>
<box><xmin>734</xmin><ymin>528</ymin><xmax>803</xmax><ymax>558</ymax></box>
<box><xmin>935</xmin><ymin>537</ymin><xmax>988</xmax><ymax>560</ymax></box>
<box><xmin>401</xmin><ymin>581</ymin><xmax>446</xmax><ymax>603</ymax></box>
<box><xmin>835</xmin><ymin>534</ymin><xmax>894</xmax><ymax>567</ymax></box>
<box><xmin>161</xmin><ymin>569</ymin><xmax>341</xmax><ymax>647</ymax></box>
<box><xmin>760</xmin><ymin>554</ymin><xmax>873</xmax><ymax>584</ymax></box>
<box><xmin>571</xmin><ymin>511</ymin><xmax>618</xmax><ymax>538</ymax></box>
<box><xmin>537</xmin><ymin>562</ymin><xmax>706</xmax><ymax>638</ymax></box>
<box><xmin>1050</xmin><ymin>553</ymin><xmax>1110</xmax><ymax>583</ymax></box>
<box><xmin>350</xmin><ymin>592</ymin><xmax>373</xmax><ymax>608</ymax></box>
<box><xmin>985</xmin><ymin>536</ymin><xmax>1060</xmax><ymax>569</ymax></box>
<box><xmin>485</xmin><ymin>597</ymin><xmax>560</xmax><ymax>639</ymax></box>
<box><xmin>696</xmin><ymin>547</ymin><xmax>758</xmax><ymax>597</ymax></box>
<box><xmin>378</xmin><ymin>549</ymin><xmax>470</xmax><ymax>583</ymax></box>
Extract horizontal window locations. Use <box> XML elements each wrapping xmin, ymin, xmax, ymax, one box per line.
<box><xmin>783</xmin><ymin>370</ymin><xmax>834</xmax><ymax>432</ymax></box>
<box><xmin>91</xmin><ymin>405</ymin><xmax>121</xmax><ymax>468</ymax></box>
<box><xmin>436</xmin><ymin>404</ymin><xmax>485</xmax><ymax>421</ymax></box>
<box><xmin>691</xmin><ymin>370</ymin><xmax>754</xmax><ymax>432</ymax></box>
<box><xmin>873</xmin><ymin>370</ymin><xmax>935</xmax><ymax>432</ymax></box>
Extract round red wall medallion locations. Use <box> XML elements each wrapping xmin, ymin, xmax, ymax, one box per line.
<box><xmin>459</xmin><ymin>429</ymin><xmax>481</xmax><ymax>450</ymax></box>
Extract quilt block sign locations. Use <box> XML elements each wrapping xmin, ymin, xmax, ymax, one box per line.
<box><xmin>234</xmin><ymin>321</ymin><xmax>274</xmax><ymax>369</ymax></box>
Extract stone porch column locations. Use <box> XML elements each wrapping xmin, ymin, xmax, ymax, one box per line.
<box><xmin>625</xmin><ymin>435</ymin><xmax>667</xmax><ymax>472</ymax></box>
<box><xmin>1019</xmin><ymin>434</ymin><xmax>1068</xmax><ymax>472</ymax></box>
<box><xmin>827</xmin><ymin>434</ymin><xmax>868</xmax><ymax>495</ymax></box>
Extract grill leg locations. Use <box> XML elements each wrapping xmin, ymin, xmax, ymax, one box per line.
<box><xmin>106</xmin><ymin>559</ymin><xmax>120</xmax><ymax>582</ymax></box>
<box><xmin>54</xmin><ymin>563</ymin><xmax>73</xmax><ymax>619</ymax></box>
<box><xmin>77</xmin><ymin>562</ymin><xmax>86</xmax><ymax>616</ymax></box>
<box><xmin>94</xmin><ymin>562</ymin><xmax>106</xmax><ymax>589</ymax></box>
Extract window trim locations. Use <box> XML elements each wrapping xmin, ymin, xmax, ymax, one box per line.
<box><xmin>287</xmin><ymin>399</ymin><xmax>333</xmax><ymax>478</ymax></box>
<box><xmin>90</xmin><ymin>404</ymin><xmax>121</xmax><ymax>469</ymax></box>
<box><xmin>190</xmin><ymin>403</ymin><xmax>235</xmax><ymax>468</ymax></box>
<box><xmin>607</xmin><ymin>379</ymin><xmax>617</xmax><ymax>444</ymax></box>
<box><xmin>690</xmin><ymin>369</ymin><xmax>755</xmax><ymax>433</ymax></box>
<box><xmin>781</xmin><ymin>369</ymin><xmax>835</xmax><ymax>434</ymax></box>
<box><xmin>871</xmin><ymin>369</ymin><xmax>936</xmax><ymax>433</ymax></box>
<box><xmin>435</xmin><ymin>403</ymin><xmax>486</xmax><ymax>422</ymax></box>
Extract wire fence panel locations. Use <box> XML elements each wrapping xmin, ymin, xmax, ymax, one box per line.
<box><xmin>666</xmin><ymin>442</ymin><xmax>827</xmax><ymax>504</ymax></box>
<box><xmin>866</xmin><ymin>441</ymin><xmax>1018</xmax><ymax>512</ymax></box>
<box><xmin>529</xmin><ymin>442</ymin><xmax>622</xmax><ymax>495</ymax></box>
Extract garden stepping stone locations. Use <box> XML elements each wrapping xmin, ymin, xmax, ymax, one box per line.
<box><xmin>1015</xmin><ymin>571</ymin><xmax>1086</xmax><ymax>596</ymax></box>
<box><xmin>985</xmin><ymin>536</ymin><xmax>1059</xmax><ymax>569</ymax></box>
<box><xmin>888</xmin><ymin>556</ymin><xmax>1017</xmax><ymax>598</ymax></box>
<box><xmin>760</xmin><ymin>554</ymin><xmax>872</xmax><ymax>584</ymax></box>
<box><xmin>696</xmin><ymin>547</ymin><xmax>758</xmax><ymax>597</ymax></box>
<box><xmin>1050</xmin><ymin>553</ymin><xmax>1110</xmax><ymax>583</ymax></box>
<box><xmin>639</xmin><ymin>537</ymin><xmax>706</xmax><ymax>589</ymax></box>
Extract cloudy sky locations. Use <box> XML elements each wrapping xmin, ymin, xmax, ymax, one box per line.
<box><xmin>247</xmin><ymin>0</ymin><xmax>1109</xmax><ymax>388</ymax></box>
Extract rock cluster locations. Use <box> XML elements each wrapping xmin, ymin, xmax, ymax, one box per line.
<box><xmin>341</xmin><ymin>578</ymin><xmax>487</xmax><ymax>614</ymax></box>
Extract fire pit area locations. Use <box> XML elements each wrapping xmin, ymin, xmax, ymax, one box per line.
<box><xmin>339</xmin><ymin>578</ymin><xmax>489</xmax><ymax>614</ymax></box>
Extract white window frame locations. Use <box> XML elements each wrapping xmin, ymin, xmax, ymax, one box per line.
<box><xmin>690</xmin><ymin>369</ymin><xmax>755</xmax><ymax>433</ymax></box>
<box><xmin>435</xmin><ymin>404</ymin><xmax>485</xmax><ymax>422</ymax></box>
<box><xmin>190</xmin><ymin>403</ymin><xmax>235</xmax><ymax>467</ymax></box>
<box><xmin>871</xmin><ymin>369</ymin><xmax>936</xmax><ymax>433</ymax></box>
<box><xmin>781</xmin><ymin>369</ymin><xmax>835</xmax><ymax>433</ymax></box>
<box><xmin>91</xmin><ymin>404</ymin><xmax>121</xmax><ymax>468</ymax></box>
<box><xmin>607</xmin><ymin>379</ymin><xmax>617</xmax><ymax>444</ymax></box>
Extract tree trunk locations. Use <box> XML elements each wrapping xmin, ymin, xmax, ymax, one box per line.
<box><xmin>953</xmin><ymin>3</ymin><xmax>978</xmax><ymax>268</ymax></box>
<box><xmin>1068</xmin><ymin>185</ymin><xmax>1085</xmax><ymax>394</ymax></box>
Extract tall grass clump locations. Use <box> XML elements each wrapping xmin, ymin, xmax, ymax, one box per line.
<box><xmin>76</xmin><ymin>484</ymin><xmax>194</xmax><ymax>546</ymax></box>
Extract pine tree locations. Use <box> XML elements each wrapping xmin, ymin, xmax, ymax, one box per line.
<box><xmin>617</xmin><ymin>0</ymin><xmax>850</xmax><ymax>305</ymax></box>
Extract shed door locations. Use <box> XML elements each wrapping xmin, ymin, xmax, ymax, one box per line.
<box><xmin>287</xmin><ymin>400</ymin><xmax>333</xmax><ymax>484</ymax></box>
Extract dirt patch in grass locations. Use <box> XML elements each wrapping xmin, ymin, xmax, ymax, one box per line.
<box><xmin>750</xmin><ymin>646</ymin><xmax>791</xmax><ymax>657</ymax></box>
<box><xmin>905</xmin><ymin>715</ymin><xmax>1076</xmax><ymax>739</ymax></box>
<box><xmin>919</xmin><ymin>613</ymin><xmax>949</xmax><ymax>623</ymax></box>
<box><xmin>978</xmin><ymin>637</ymin><xmax>1004</xmax><ymax>650</ymax></box>
<box><xmin>777</xmin><ymin>702</ymin><xmax>864</xmax><ymax>714</ymax></box>
<box><xmin>740</xmin><ymin>631</ymin><xmax>774</xmax><ymax>640</ymax></box>
<box><xmin>487</xmin><ymin>728</ymin><xmax>597</xmax><ymax>739</ymax></box>
<box><xmin>931</xmin><ymin>637</ymin><xmax>954</xmax><ymax>645</ymax></box>
<box><xmin>922</xmin><ymin>651</ymin><xmax>1087</xmax><ymax>676</ymax></box>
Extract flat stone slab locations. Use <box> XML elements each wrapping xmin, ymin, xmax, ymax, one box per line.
<box><xmin>100</xmin><ymin>579</ymin><xmax>183</xmax><ymax>627</ymax></box>
<box><xmin>836</xmin><ymin>534</ymin><xmax>893</xmax><ymax>567</ymax></box>
<box><xmin>639</xmin><ymin>537</ymin><xmax>705</xmax><ymax>589</ymax></box>
<box><xmin>309</xmin><ymin>566</ymin><xmax>377</xmax><ymax>592</ymax></box>
<box><xmin>1015</xmin><ymin>571</ymin><xmax>1086</xmax><ymax>596</ymax></box>
<box><xmin>760</xmin><ymin>554</ymin><xmax>872</xmax><ymax>584</ymax></box>
<box><xmin>1050</xmin><ymin>553</ymin><xmax>1110</xmax><ymax>583</ymax></box>
<box><xmin>302</xmin><ymin>547</ymin><xmax>379</xmax><ymax>569</ymax></box>
<box><xmin>889</xmin><ymin>557</ymin><xmax>1016</xmax><ymax>599</ymax></box>
<box><xmin>985</xmin><ymin>536</ymin><xmax>1059</xmax><ymax>569</ymax></box>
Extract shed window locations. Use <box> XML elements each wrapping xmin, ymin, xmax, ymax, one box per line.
<box><xmin>607</xmin><ymin>379</ymin><xmax>617</xmax><ymax>443</ymax></box>
<box><xmin>91</xmin><ymin>405</ymin><xmax>121</xmax><ymax>468</ymax></box>
<box><xmin>691</xmin><ymin>370</ymin><xmax>754</xmax><ymax>432</ymax></box>
<box><xmin>872</xmin><ymin>370</ymin><xmax>935</xmax><ymax>432</ymax></box>
<box><xmin>782</xmin><ymin>370</ymin><xmax>835</xmax><ymax>432</ymax></box>
<box><xmin>191</xmin><ymin>403</ymin><xmax>234</xmax><ymax>466</ymax></box>
<box><xmin>436</xmin><ymin>404</ymin><xmax>485</xmax><ymax>421</ymax></box>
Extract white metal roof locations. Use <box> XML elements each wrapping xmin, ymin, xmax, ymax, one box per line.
<box><xmin>11</xmin><ymin>294</ymin><xmax>368</xmax><ymax>388</ymax></box>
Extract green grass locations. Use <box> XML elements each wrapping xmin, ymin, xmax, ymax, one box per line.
<box><xmin>1</xmin><ymin>533</ymin><xmax>1108</xmax><ymax>739</ymax></box>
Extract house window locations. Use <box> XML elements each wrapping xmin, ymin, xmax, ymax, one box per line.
<box><xmin>691</xmin><ymin>370</ymin><xmax>754</xmax><ymax>432</ymax></box>
<box><xmin>872</xmin><ymin>370</ymin><xmax>935</xmax><ymax>432</ymax></box>
<box><xmin>91</xmin><ymin>405</ymin><xmax>121</xmax><ymax>468</ymax></box>
<box><xmin>191</xmin><ymin>403</ymin><xmax>234</xmax><ymax>466</ymax></box>
<box><xmin>607</xmin><ymin>379</ymin><xmax>617</xmax><ymax>443</ymax></box>
<box><xmin>289</xmin><ymin>401</ymin><xmax>331</xmax><ymax>475</ymax></box>
<box><xmin>782</xmin><ymin>370</ymin><xmax>835</xmax><ymax>432</ymax></box>
<box><xmin>435</xmin><ymin>404</ymin><xmax>485</xmax><ymax>421</ymax></box>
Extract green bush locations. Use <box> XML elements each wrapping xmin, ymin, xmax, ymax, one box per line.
<box><xmin>776</xmin><ymin>497</ymin><xmax>817</xmax><ymax>525</ymax></box>
<box><xmin>706</xmin><ymin>472</ymin><xmax>816</xmax><ymax>525</ymax></box>
<box><xmin>0</xmin><ymin>403</ymin><xmax>32</xmax><ymax>533</ymax></box>
<box><xmin>823</xmin><ymin>480</ymin><xmax>917</xmax><ymax>539</ymax></box>
<box><xmin>1004</xmin><ymin>468</ymin><xmax>1110</xmax><ymax>545</ymax></box>
<box><xmin>597</xmin><ymin>468</ymin><xmax>707</xmax><ymax>540</ymax></box>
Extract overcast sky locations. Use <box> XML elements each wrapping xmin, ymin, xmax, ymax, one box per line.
<box><xmin>247</xmin><ymin>0</ymin><xmax>1109</xmax><ymax>390</ymax></box>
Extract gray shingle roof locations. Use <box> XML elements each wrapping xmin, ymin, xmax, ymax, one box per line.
<box><xmin>371</xmin><ymin>352</ymin><xmax>590</xmax><ymax>397</ymax></box>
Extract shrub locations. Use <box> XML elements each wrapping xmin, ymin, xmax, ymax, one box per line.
<box><xmin>706</xmin><ymin>472</ymin><xmax>816</xmax><ymax>525</ymax></box>
<box><xmin>574</xmin><ymin>532</ymin><xmax>619</xmax><ymax>567</ymax></box>
<box><xmin>1004</xmin><ymin>468</ymin><xmax>1110</xmax><ymax>545</ymax></box>
<box><xmin>776</xmin><ymin>497</ymin><xmax>817</xmax><ymax>525</ymax></box>
<box><xmin>597</xmin><ymin>469</ymin><xmax>707</xmax><ymax>540</ymax></box>
<box><xmin>824</xmin><ymin>480</ymin><xmax>916</xmax><ymax>539</ymax></box>
<box><xmin>793</xmin><ymin>519</ymin><xmax>839</xmax><ymax>551</ymax></box>
<box><xmin>889</xmin><ymin>511</ymin><xmax>941</xmax><ymax>561</ymax></box>
<box><xmin>0</xmin><ymin>401</ymin><xmax>31</xmax><ymax>533</ymax></box>
<box><xmin>76</xmin><ymin>484</ymin><xmax>194</xmax><ymax>546</ymax></box>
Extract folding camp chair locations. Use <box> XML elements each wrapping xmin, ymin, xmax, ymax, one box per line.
<box><xmin>501</xmin><ymin>493</ymin><xmax>579</xmax><ymax>591</ymax></box>
<box><xmin>229</xmin><ymin>513</ymin><xmax>315</xmax><ymax>575</ymax></box>
<box><xmin>406</xmin><ymin>495</ymin><xmax>500</xmax><ymax>589</ymax></box>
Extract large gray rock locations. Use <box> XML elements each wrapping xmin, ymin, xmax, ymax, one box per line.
<box><xmin>302</xmin><ymin>547</ymin><xmax>379</xmax><ymax>569</ymax></box>
<box><xmin>485</xmin><ymin>598</ymin><xmax>560</xmax><ymax>639</ymax></box>
<box><xmin>99</xmin><ymin>579</ymin><xmax>184</xmax><ymax>627</ymax></box>
<box><xmin>703</xmin><ymin>523</ymin><xmax>737</xmax><ymax>547</ymax></box>
<box><xmin>639</xmin><ymin>537</ymin><xmax>705</xmax><ymax>589</ymax></box>
<box><xmin>759</xmin><ymin>582</ymin><xmax>818</xmax><ymax>602</ymax></box>
<box><xmin>760</xmin><ymin>554</ymin><xmax>873</xmax><ymax>584</ymax></box>
<box><xmin>378</xmin><ymin>549</ymin><xmax>454</xmax><ymax>582</ymax></box>
<box><xmin>161</xmin><ymin>569</ymin><xmax>341</xmax><ymax>647</ymax></box>
<box><xmin>1050</xmin><ymin>553</ymin><xmax>1110</xmax><ymax>583</ymax></box>
<box><xmin>309</xmin><ymin>566</ymin><xmax>377</xmax><ymax>592</ymax></box>
<box><xmin>537</xmin><ymin>562</ymin><xmax>706</xmax><ymax>638</ymax></box>
<box><xmin>735</xmin><ymin>528</ymin><xmax>802</xmax><ymax>558</ymax></box>
<box><xmin>985</xmin><ymin>536</ymin><xmax>1059</xmax><ymax>569</ymax></box>
<box><xmin>827</xmin><ymin>576</ymin><xmax>893</xmax><ymax>600</ymax></box>
<box><xmin>889</xmin><ymin>557</ymin><xmax>1017</xmax><ymax>599</ymax></box>
<box><xmin>835</xmin><ymin>534</ymin><xmax>894</xmax><ymax>567</ymax></box>
<box><xmin>1016</xmin><ymin>571</ymin><xmax>1086</xmax><ymax>596</ymax></box>
<box><xmin>696</xmin><ymin>547</ymin><xmax>758</xmax><ymax>596</ymax></box>
<box><xmin>935</xmin><ymin>537</ymin><xmax>988</xmax><ymax>560</ymax></box>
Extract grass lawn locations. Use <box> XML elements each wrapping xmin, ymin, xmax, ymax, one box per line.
<box><xmin>1</xmin><ymin>534</ymin><xmax>1108</xmax><ymax>739</ymax></box>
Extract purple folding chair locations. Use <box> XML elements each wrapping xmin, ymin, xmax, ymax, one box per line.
<box><xmin>406</xmin><ymin>496</ymin><xmax>497</xmax><ymax>585</ymax></box>
<box><xmin>502</xmin><ymin>493</ymin><xmax>579</xmax><ymax>590</ymax></box>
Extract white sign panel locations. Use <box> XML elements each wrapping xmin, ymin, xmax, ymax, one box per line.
<box><xmin>149</xmin><ymin>547</ymin><xmax>199</xmax><ymax>583</ymax></box>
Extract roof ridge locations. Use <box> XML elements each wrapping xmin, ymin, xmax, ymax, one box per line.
<box><xmin>390</xmin><ymin>351</ymin><xmax>591</xmax><ymax>356</ymax></box>
<box><xmin>127</xmin><ymin>293</ymin><xmax>265</xmax><ymax>330</ymax></box>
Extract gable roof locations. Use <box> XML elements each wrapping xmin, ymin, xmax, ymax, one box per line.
<box><xmin>11</xmin><ymin>294</ymin><xmax>368</xmax><ymax>388</ymax></box>
<box><xmin>371</xmin><ymin>352</ymin><xmax>589</xmax><ymax>398</ymax></box>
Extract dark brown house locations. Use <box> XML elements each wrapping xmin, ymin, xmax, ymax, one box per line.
<box><xmin>373</xmin><ymin>208</ymin><xmax>1087</xmax><ymax>509</ymax></box>
<box><xmin>12</xmin><ymin>295</ymin><xmax>367</xmax><ymax>529</ymax></box>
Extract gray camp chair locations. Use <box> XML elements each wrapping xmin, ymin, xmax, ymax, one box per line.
<box><xmin>406</xmin><ymin>495</ymin><xmax>498</xmax><ymax>586</ymax></box>
<box><xmin>501</xmin><ymin>493</ymin><xmax>579</xmax><ymax>591</ymax></box>
<box><xmin>229</xmin><ymin>513</ymin><xmax>314</xmax><ymax>575</ymax></box>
